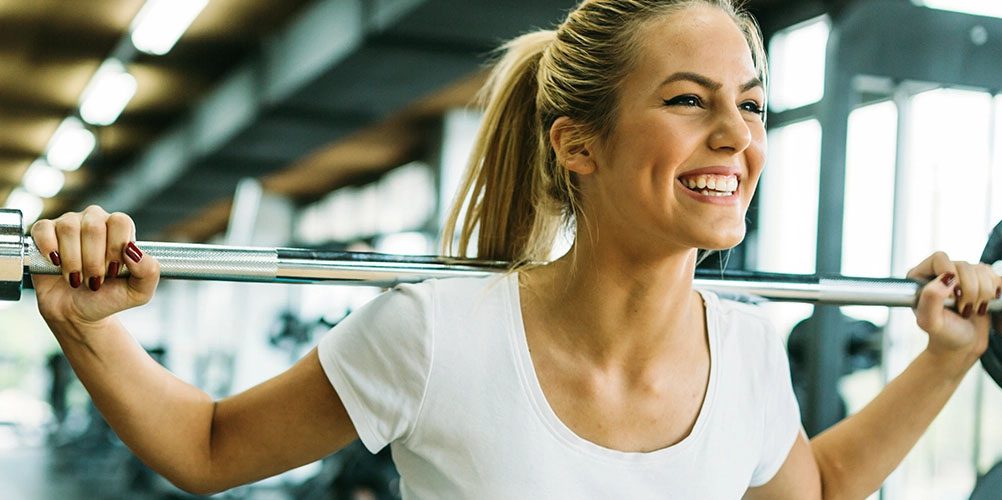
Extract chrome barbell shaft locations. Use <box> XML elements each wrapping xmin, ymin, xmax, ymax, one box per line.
<box><xmin>18</xmin><ymin>236</ymin><xmax>1002</xmax><ymax>312</ymax></box>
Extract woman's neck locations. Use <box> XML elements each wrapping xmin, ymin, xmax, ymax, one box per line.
<box><xmin>520</xmin><ymin>240</ymin><xmax>705</xmax><ymax>374</ymax></box>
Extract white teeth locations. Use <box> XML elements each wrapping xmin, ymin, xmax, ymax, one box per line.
<box><xmin>699</xmin><ymin>189</ymin><xmax>733</xmax><ymax>197</ymax></box>
<box><xmin>681</xmin><ymin>174</ymin><xmax>738</xmax><ymax>193</ymax></box>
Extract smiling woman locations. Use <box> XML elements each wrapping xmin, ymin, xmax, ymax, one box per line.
<box><xmin>24</xmin><ymin>1</ymin><xmax>1002</xmax><ymax>499</ymax></box>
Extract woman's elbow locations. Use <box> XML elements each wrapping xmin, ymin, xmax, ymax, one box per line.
<box><xmin>162</xmin><ymin>468</ymin><xmax>234</xmax><ymax>497</ymax></box>
<box><xmin>167</xmin><ymin>475</ymin><xmax>216</xmax><ymax>496</ymax></box>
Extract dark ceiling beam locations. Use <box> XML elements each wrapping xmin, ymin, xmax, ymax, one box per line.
<box><xmin>752</xmin><ymin>0</ymin><xmax>827</xmax><ymax>39</ymax></box>
<box><xmin>0</xmin><ymin>150</ymin><xmax>35</xmax><ymax>162</ymax></box>
<box><xmin>0</xmin><ymin>30</ymin><xmax>119</xmax><ymax>64</ymax></box>
<box><xmin>365</xmin><ymin>32</ymin><xmax>498</xmax><ymax>57</ymax></box>
<box><xmin>0</xmin><ymin>94</ymin><xmax>176</xmax><ymax>130</ymax></box>
<box><xmin>0</xmin><ymin>96</ymin><xmax>69</xmax><ymax>118</ymax></box>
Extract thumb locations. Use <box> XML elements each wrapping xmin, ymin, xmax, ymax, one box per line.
<box><xmin>122</xmin><ymin>242</ymin><xmax>160</xmax><ymax>304</ymax></box>
<box><xmin>915</xmin><ymin>272</ymin><xmax>957</xmax><ymax>333</ymax></box>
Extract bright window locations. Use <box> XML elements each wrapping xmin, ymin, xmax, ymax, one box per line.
<box><xmin>767</xmin><ymin>16</ymin><xmax>830</xmax><ymax>112</ymax></box>
<box><xmin>757</xmin><ymin>119</ymin><xmax>821</xmax><ymax>275</ymax></box>
<box><xmin>914</xmin><ymin>0</ymin><xmax>1002</xmax><ymax>18</ymax></box>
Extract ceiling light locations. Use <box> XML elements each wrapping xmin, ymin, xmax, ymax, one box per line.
<box><xmin>23</xmin><ymin>161</ymin><xmax>65</xmax><ymax>198</ymax></box>
<box><xmin>915</xmin><ymin>0</ymin><xmax>1002</xmax><ymax>18</ymax></box>
<box><xmin>3</xmin><ymin>189</ymin><xmax>44</xmax><ymax>226</ymax></box>
<box><xmin>46</xmin><ymin>118</ymin><xmax>95</xmax><ymax>171</ymax></box>
<box><xmin>79</xmin><ymin>59</ymin><xmax>137</xmax><ymax>126</ymax></box>
<box><xmin>130</xmin><ymin>0</ymin><xmax>208</xmax><ymax>56</ymax></box>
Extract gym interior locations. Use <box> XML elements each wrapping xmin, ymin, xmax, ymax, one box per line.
<box><xmin>1</xmin><ymin>0</ymin><xmax>1002</xmax><ymax>498</ymax></box>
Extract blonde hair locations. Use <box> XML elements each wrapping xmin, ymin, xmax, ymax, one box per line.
<box><xmin>442</xmin><ymin>0</ymin><xmax>767</xmax><ymax>266</ymax></box>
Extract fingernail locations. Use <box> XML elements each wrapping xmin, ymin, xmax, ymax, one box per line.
<box><xmin>978</xmin><ymin>302</ymin><xmax>988</xmax><ymax>316</ymax></box>
<box><xmin>125</xmin><ymin>242</ymin><xmax>143</xmax><ymax>263</ymax></box>
<box><xmin>88</xmin><ymin>277</ymin><xmax>101</xmax><ymax>292</ymax></box>
<box><xmin>50</xmin><ymin>252</ymin><xmax>61</xmax><ymax>267</ymax></box>
<box><xmin>108</xmin><ymin>261</ymin><xmax>120</xmax><ymax>278</ymax></box>
<box><xmin>941</xmin><ymin>273</ymin><xmax>957</xmax><ymax>287</ymax></box>
<box><xmin>996</xmin><ymin>287</ymin><xmax>1001</xmax><ymax>299</ymax></box>
<box><xmin>963</xmin><ymin>304</ymin><xmax>974</xmax><ymax>318</ymax></box>
<box><xmin>69</xmin><ymin>272</ymin><xmax>81</xmax><ymax>289</ymax></box>
<box><xmin>955</xmin><ymin>287</ymin><xmax>963</xmax><ymax>298</ymax></box>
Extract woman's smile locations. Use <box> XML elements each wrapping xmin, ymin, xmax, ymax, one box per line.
<box><xmin>676</xmin><ymin>167</ymin><xmax>743</xmax><ymax>206</ymax></box>
<box><xmin>676</xmin><ymin>177</ymin><xmax>741</xmax><ymax>205</ymax></box>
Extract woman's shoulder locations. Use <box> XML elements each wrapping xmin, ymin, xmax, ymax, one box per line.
<box><xmin>374</xmin><ymin>273</ymin><xmax>513</xmax><ymax>316</ymax></box>
<box><xmin>705</xmin><ymin>290</ymin><xmax>773</xmax><ymax>330</ymax></box>
<box><xmin>703</xmin><ymin>290</ymin><xmax>785</xmax><ymax>353</ymax></box>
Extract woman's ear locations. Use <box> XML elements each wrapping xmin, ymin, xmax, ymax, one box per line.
<box><xmin>550</xmin><ymin>116</ymin><xmax>596</xmax><ymax>175</ymax></box>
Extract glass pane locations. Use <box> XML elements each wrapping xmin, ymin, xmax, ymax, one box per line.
<box><xmin>757</xmin><ymin>119</ymin><xmax>821</xmax><ymax>274</ymax></box>
<box><xmin>902</xmin><ymin>89</ymin><xmax>994</xmax><ymax>265</ymax></box>
<box><xmin>767</xmin><ymin>16</ymin><xmax>829</xmax><ymax>112</ymax></box>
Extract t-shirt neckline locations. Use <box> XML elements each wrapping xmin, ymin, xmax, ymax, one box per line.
<box><xmin>505</xmin><ymin>272</ymin><xmax>720</xmax><ymax>465</ymax></box>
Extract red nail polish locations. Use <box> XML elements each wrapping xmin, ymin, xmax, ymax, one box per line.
<box><xmin>108</xmin><ymin>261</ymin><xmax>120</xmax><ymax>278</ymax></box>
<box><xmin>88</xmin><ymin>277</ymin><xmax>101</xmax><ymax>292</ymax></box>
<box><xmin>996</xmin><ymin>287</ymin><xmax>1001</xmax><ymax>299</ymax></box>
<box><xmin>69</xmin><ymin>272</ymin><xmax>81</xmax><ymax>289</ymax></box>
<box><xmin>125</xmin><ymin>242</ymin><xmax>143</xmax><ymax>263</ymax></box>
<box><xmin>978</xmin><ymin>302</ymin><xmax>988</xmax><ymax>316</ymax></box>
<box><xmin>963</xmin><ymin>304</ymin><xmax>974</xmax><ymax>318</ymax></box>
<box><xmin>50</xmin><ymin>251</ymin><xmax>62</xmax><ymax>267</ymax></box>
<box><xmin>941</xmin><ymin>272</ymin><xmax>957</xmax><ymax>287</ymax></box>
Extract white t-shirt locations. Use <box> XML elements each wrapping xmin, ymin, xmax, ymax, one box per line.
<box><xmin>318</xmin><ymin>274</ymin><xmax>801</xmax><ymax>499</ymax></box>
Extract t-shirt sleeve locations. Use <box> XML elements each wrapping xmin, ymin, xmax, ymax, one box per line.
<box><xmin>316</xmin><ymin>281</ymin><xmax>435</xmax><ymax>454</ymax></box>
<box><xmin>749</xmin><ymin>319</ymin><xmax>803</xmax><ymax>487</ymax></box>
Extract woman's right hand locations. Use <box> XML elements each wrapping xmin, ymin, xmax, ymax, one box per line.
<box><xmin>30</xmin><ymin>205</ymin><xmax>160</xmax><ymax>327</ymax></box>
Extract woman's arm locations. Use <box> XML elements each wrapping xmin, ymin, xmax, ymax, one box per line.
<box><xmin>33</xmin><ymin>206</ymin><xmax>359</xmax><ymax>494</ymax></box>
<box><xmin>50</xmin><ymin>319</ymin><xmax>358</xmax><ymax>495</ymax></box>
<box><xmin>54</xmin><ymin>316</ymin><xmax>358</xmax><ymax>492</ymax></box>
<box><xmin>747</xmin><ymin>252</ymin><xmax>1000</xmax><ymax>499</ymax></box>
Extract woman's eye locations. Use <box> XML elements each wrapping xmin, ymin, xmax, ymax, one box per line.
<box><xmin>740</xmin><ymin>101</ymin><xmax>765</xmax><ymax>116</ymax></box>
<box><xmin>664</xmin><ymin>95</ymin><xmax>702</xmax><ymax>107</ymax></box>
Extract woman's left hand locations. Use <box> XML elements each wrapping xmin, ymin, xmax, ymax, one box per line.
<box><xmin>907</xmin><ymin>251</ymin><xmax>1001</xmax><ymax>372</ymax></box>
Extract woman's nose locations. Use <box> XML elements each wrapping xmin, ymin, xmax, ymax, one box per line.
<box><xmin>707</xmin><ymin>107</ymin><xmax>753</xmax><ymax>153</ymax></box>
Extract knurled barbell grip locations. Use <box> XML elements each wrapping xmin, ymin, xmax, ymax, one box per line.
<box><xmin>25</xmin><ymin>238</ymin><xmax>280</xmax><ymax>283</ymax></box>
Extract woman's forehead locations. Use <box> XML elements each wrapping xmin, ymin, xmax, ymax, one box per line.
<box><xmin>633</xmin><ymin>6</ymin><xmax>757</xmax><ymax>85</ymax></box>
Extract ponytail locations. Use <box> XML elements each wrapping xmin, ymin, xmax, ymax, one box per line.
<box><xmin>442</xmin><ymin>30</ymin><xmax>561</xmax><ymax>266</ymax></box>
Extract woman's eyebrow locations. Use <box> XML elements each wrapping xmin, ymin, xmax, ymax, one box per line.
<box><xmin>741</xmin><ymin>77</ymin><xmax>764</xmax><ymax>92</ymax></box>
<box><xmin>660</xmin><ymin>72</ymin><xmax>763</xmax><ymax>93</ymax></box>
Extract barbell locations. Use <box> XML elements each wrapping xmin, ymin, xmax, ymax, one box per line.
<box><xmin>2</xmin><ymin>208</ymin><xmax>1002</xmax><ymax>386</ymax></box>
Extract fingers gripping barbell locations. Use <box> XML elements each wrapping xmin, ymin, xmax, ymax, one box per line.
<box><xmin>2</xmin><ymin>208</ymin><xmax>1002</xmax><ymax>384</ymax></box>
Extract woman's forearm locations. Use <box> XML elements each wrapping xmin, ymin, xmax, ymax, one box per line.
<box><xmin>809</xmin><ymin>350</ymin><xmax>969</xmax><ymax>499</ymax></box>
<box><xmin>48</xmin><ymin>317</ymin><xmax>216</xmax><ymax>493</ymax></box>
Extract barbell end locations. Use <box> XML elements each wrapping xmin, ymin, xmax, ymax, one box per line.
<box><xmin>0</xmin><ymin>209</ymin><xmax>24</xmax><ymax>302</ymax></box>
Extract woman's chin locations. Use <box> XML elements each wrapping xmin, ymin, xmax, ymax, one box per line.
<box><xmin>697</xmin><ymin>227</ymin><xmax>746</xmax><ymax>250</ymax></box>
